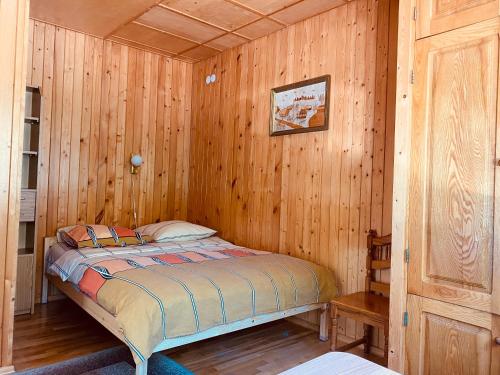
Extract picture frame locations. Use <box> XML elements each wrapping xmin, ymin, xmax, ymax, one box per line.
<box><xmin>270</xmin><ymin>75</ymin><xmax>331</xmax><ymax>136</ymax></box>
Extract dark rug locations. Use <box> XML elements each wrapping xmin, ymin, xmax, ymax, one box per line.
<box><xmin>15</xmin><ymin>346</ymin><xmax>193</xmax><ymax>375</ymax></box>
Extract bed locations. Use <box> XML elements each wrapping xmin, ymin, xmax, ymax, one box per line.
<box><xmin>280</xmin><ymin>352</ymin><xmax>400</xmax><ymax>374</ymax></box>
<box><xmin>42</xmin><ymin>235</ymin><xmax>336</xmax><ymax>375</ymax></box>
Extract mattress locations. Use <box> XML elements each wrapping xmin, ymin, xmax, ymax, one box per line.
<box><xmin>47</xmin><ymin>237</ymin><xmax>336</xmax><ymax>363</ymax></box>
<box><xmin>280</xmin><ymin>352</ymin><xmax>400</xmax><ymax>375</ymax></box>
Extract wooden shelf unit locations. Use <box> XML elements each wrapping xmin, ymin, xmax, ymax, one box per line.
<box><xmin>16</xmin><ymin>86</ymin><xmax>41</xmax><ymax>315</ymax></box>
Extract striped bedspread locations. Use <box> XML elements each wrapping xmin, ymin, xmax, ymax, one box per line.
<box><xmin>48</xmin><ymin>237</ymin><xmax>336</xmax><ymax>363</ymax></box>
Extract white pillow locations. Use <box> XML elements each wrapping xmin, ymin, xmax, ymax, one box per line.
<box><xmin>136</xmin><ymin>220</ymin><xmax>216</xmax><ymax>242</ymax></box>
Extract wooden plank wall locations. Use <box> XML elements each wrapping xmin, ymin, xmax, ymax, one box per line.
<box><xmin>0</xmin><ymin>0</ymin><xmax>30</xmax><ymax>369</ymax></box>
<box><xmin>26</xmin><ymin>20</ymin><xmax>193</xmax><ymax>301</ymax></box>
<box><xmin>188</xmin><ymin>0</ymin><xmax>398</xmax><ymax>348</ymax></box>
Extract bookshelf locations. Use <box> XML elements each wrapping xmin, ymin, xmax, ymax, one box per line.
<box><xmin>16</xmin><ymin>86</ymin><xmax>41</xmax><ymax>315</ymax></box>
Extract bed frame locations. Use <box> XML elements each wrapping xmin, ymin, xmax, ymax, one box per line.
<box><xmin>42</xmin><ymin>237</ymin><xmax>330</xmax><ymax>375</ymax></box>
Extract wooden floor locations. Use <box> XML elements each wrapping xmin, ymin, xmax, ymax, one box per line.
<box><xmin>14</xmin><ymin>300</ymin><xmax>384</xmax><ymax>374</ymax></box>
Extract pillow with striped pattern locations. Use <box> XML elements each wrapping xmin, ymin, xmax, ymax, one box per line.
<box><xmin>59</xmin><ymin>225</ymin><xmax>151</xmax><ymax>248</ymax></box>
<box><xmin>56</xmin><ymin>225</ymin><xmax>76</xmax><ymax>242</ymax></box>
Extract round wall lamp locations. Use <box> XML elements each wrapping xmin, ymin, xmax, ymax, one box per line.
<box><xmin>130</xmin><ymin>154</ymin><xmax>143</xmax><ymax>174</ymax></box>
<box><xmin>130</xmin><ymin>154</ymin><xmax>143</xmax><ymax>228</ymax></box>
<box><xmin>205</xmin><ymin>73</ymin><xmax>217</xmax><ymax>85</ymax></box>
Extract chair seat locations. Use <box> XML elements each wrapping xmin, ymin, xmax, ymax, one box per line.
<box><xmin>332</xmin><ymin>291</ymin><xmax>389</xmax><ymax>320</ymax></box>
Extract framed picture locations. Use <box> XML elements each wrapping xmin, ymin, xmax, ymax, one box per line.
<box><xmin>270</xmin><ymin>75</ymin><xmax>331</xmax><ymax>136</ymax></box>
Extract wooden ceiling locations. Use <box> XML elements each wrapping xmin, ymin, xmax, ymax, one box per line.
<box><xmin>30</xmin><ymin>0</ymin><xmax>346</xmax><ymax>62</ymax></box>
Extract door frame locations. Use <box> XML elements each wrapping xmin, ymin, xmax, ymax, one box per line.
<box><xmin>0</xmin><ymin>0</ymin><xmax>30</xmax><ymax>371</ymax></box>
<box><xmin>389</xmin><ymin>0</ymin><xmax>416</xmax><ymax>372</ymax></box>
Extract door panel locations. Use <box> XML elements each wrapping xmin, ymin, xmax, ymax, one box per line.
<box><xmin>416</xmin><ymin>0</ymin><xmax>499</xmax><ymax>38</ymax></box>
<box><xmin>406</xmin><ymin>294</ymin><xmax>500</xmax><ymax>375</ymax></box>
<box><xmin>426</xmin><ymin>34</ymin><xmax>496</xmax><ymax>293</ymax></box>
<box><xmin>423</xmin><ymin>315</ymin><xmax>490</xmax><ymax>374</ymax></box>
<box><xmin>409</xmin><ymin>18</ymin><xmax>500</xmax><ymax>314</ymax></box>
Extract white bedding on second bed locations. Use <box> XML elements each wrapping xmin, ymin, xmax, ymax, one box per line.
<box><xmin>280</xmin><ymin>352</ymin><xmax>400</xmax><ymax>375</ymax></box>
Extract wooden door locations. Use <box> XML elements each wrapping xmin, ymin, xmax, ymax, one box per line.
<box><xmin>416</xmin><ymin>0</ymin><xmax>499</xmax><ymax>38</ymax></box>
<box><xmin>408</xmin><ymin>18</ymin><xmax>500</xmax><ymax>315</ymax></box>
<box><xmin>406</xmin><ymin>294</ymin><xmax>500</xmax><ymax>374</ymax></box>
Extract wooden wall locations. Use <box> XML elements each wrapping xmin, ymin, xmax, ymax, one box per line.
<box><xmin>0</xmin><ymin>0</ymin><xmax>30</xmax><ymax>369</ymax></box>
<box><xmin>26</xmin><ymin>20</ymin><xmax>193</xmax><ymax>301</ymax></box>
<box><xmin>24</xmin><ymin>0</ymin><xmax>397</xmax><ymax>352</ymax></box>
<box><xmin>188</xmin><ymin>0</ymin><xmax>397</xmax><ymax>347</ymax></box>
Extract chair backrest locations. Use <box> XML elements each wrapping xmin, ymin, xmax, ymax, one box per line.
<box><xmin>365</xmin><ymin>230</ymin><xmax>392</xmax><ymax>296</ymax></box>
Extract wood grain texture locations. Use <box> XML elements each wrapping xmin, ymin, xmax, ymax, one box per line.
<box><xmin>388</xmin><ymin>0</ymin><xmax>414</xmax><ymax>370</ymax></box>
<box><xmin>188</xmin><ymin>0</ymin><xmax>396</xmax><ymax>349</ymax></box>
<box><xmin>405</xmin><ymin>294</ymin><xmax>500</xmax><ymax>375</ymax></box>
<box><xmin>0</xmin><ymin>0</ymin><xmax>30</xmax><ymax>368</ymax></box>
<box><xmin>416</xmin><ymin>0</ymin><xmax>498</xmax><ymax>39</ymax></box>
<box><xmin>29</xmin><ymin>0</ymin><xmax>162</xmax><ymax>37</ymax></box>
<box><xmin>428</xmin><ymin>36</ymin><xmax>495</xmax><ymax>292</ymax></box>
<box><xmin>30</xmin><ymin>0</ymin><xmax>348</xmax><ymax>62</ymax></box>
<box><xmin>13</xmin><ymin>299</ymin><xmax>121</xmax><ymax>371</ymax></box>
<box><xmin>423</xmin><ymin>314</ymin><xmax>491</xmax><ymax>375</ymax></box>
<box><xmin>14</xmin><ymin>255</ymin><xmax>33</xmax><ymax>315</ymax></box>
<box><xmin>401</xmin><ymin>4</ymin><xmax>500</xmax><ymax>372</ymax></box>
<box><xmin>26</xmin><ymin>21</ymin><xmax>193</xmax><ymax>303</ymax></box>
<box><xmin>409</xmin><ymin>18</ymin><xmax>500</xmax><ymax>315</ymax></box>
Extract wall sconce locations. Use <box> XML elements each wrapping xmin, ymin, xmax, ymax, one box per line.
<box><xmin>130</xmin><ymin>154</ymin><xmax>143</xmax><ymax>174</ymax></box>
<box><xmin>205</xmin><ymin>73</ymin><xmax>216</xmax><ymax>85</ymax></box>
<box><xmin>130</xmin><ymin>154</ymin><xmax>142</xmax><ymax>228</ymax></box>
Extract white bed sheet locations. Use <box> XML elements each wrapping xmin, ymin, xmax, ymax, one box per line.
<box><xmin>280</xmin><ymin>352</ymin><xmax>400</xmax><ymax>375</ymax></box>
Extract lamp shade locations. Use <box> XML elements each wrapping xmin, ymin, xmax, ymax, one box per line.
<box><xmin>131</xmin><ymin>154</ymin><xmax>143</xmax><ymax>167</ymax></box>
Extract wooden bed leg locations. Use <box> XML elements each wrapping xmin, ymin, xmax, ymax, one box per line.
<box><xmin>41</xmin><ymin>273</ymin><xmax>48</xmax><ymax>304</ymax></box>
<box><xmin>319</xmin><ymin>303</ymin><xmax>330</xmax><ymax>342</ymax></box>
<box><xmin>42</xmin><ymin>245</ymin><xmax>50</xmax><ymax>304</ymax></box>
<box><xmin>136</xmin><ymin>360</ymin><xmax>148</xmax><ymax>375</ymax></box>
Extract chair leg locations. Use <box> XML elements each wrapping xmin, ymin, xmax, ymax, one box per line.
<box><xmin>330</xmin><ymin>305</ymin><xmax>338</xmax><ymax>351</ymax></box>
<box><xmin>384</xmin><ymin>324</ymin><xmax>389</xmax><ymax>366</ymax></box>
<box><xmin>363</xmin><ymin>324</ymin><xmax>372</xmax><ymax>354</ymax></box>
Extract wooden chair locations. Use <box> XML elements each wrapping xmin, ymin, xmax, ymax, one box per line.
<box><xmin>330</xmin><ymin>230</ymin><xmax>391</xmax><ymax>364</ymax></box>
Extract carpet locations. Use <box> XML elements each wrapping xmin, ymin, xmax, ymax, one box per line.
<box><xmin>15</xmin><ymin>346</ymin><xmax>193</xmax><ymax>375</ymax></box>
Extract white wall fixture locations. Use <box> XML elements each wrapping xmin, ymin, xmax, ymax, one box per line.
<box><xmin>130</xmin><ymin>153</ymin><xmax>143</xmax><ymax>228</ymax></box>
<box><xmin>206</xmin><ymin>73</ymin><xmax>217</xmax><ymax>85</ymax></box>
<box><xmin>130</xmin><ymin>154</ymin><xmax>143</xmax><ymax>174</ymax></box>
